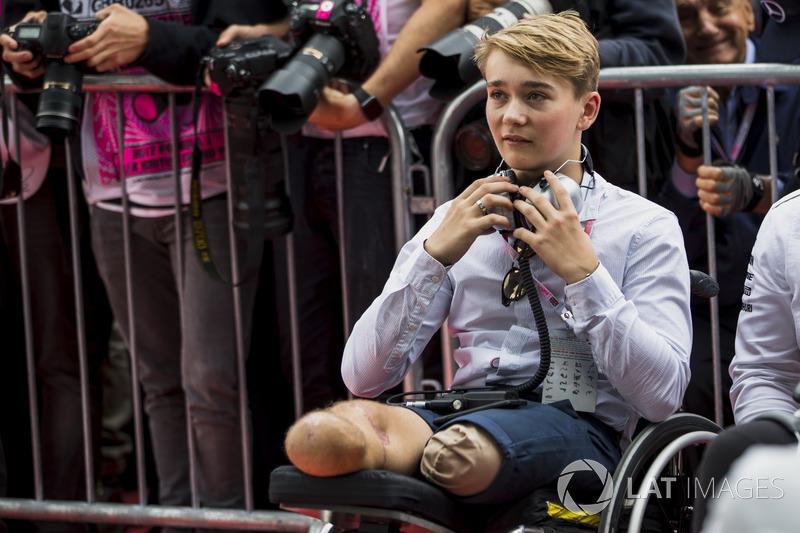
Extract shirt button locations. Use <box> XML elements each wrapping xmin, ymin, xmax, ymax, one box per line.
<box><xmin>431</xmin><ymin>275</ymin><xmax>440</xmax><ymax>283</ymax></box>
<box><xmin>506</xmin><ymin>348</ymin><xmax>514</xmax><ymax>354</ymax></box>
<box><xmin>408</xmin><ymin>323</ymin><xmax>416</xmax><ymax>331</ymax></box>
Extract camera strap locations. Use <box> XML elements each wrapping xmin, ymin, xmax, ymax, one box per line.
<box><xmin>0</xmin><ymin>63</ymin><xmax>23</xmax><ymax>199</ymax></box>
<box><xmin>189</xmin><ymin>67</ymin><xmax>264</xmax><ymax>286</ymax></box>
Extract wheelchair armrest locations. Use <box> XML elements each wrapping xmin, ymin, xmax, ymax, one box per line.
<box><xmin>753</xmin><ymin>411</ymin><xmax>800</xmax><ymax>440</ymax></box>
<box><xmin>269</xmin><ymin>465</ymin><xmax>482</xmax><ymax>533</ymax></box>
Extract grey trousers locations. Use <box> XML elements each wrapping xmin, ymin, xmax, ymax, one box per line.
<box><xmin>90</xmin><ymin>196</ymin><xmax>258</xmax><ymax>521</ymax></box>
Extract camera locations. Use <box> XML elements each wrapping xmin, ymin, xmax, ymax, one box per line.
<box><xmin>258</xmin><ymin>0</ymin><xmax>380</xmax><ymax>133</ymax></box>
<box><xmin>418</xmin><ymin>0</ymin><xmax>586</xmax><ymax>101</ymax></box>
<box><xmin>8</xmin><ymin>12</ymin><xmax>99</xmax><ymax>135</ymax></box>
<box><xmin>491</xmin><ymin>169</ymin><xmax>584</xmax><ymax>231</ymax></box>
<box><xmin>205</xmin><ymin>34</ymin><xmax>295</xmax><ymax>99</ymax></box>
<box><xmin>202</xmin><ymin>36</ymin><xmax>296</xmax><ymax>239</ymax></box>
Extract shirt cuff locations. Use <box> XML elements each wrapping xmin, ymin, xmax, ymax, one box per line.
<box><xmin>395</xmin><ymin>243</ymin><xmax>448</xmax><ymax>300</ymax></box>
<box><xmin>565</xmin><ymin>263</ymin><xmax>624</xmax><ymax>322</ymax></box>
<box><xmin>671</xmin><ymin>159</ymin><xmax>699</xmax><ymax>198</ymax></box>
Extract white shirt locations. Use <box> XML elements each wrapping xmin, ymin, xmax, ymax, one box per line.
<box><xmin>730</xmin><ymin>189</ymin><xmax>800</xmax><ymax>423</ymax></box>
<box><xmin>343</xmin><ymin>171</ymin><xmax>692</xmax><ymax>445</ymax></box>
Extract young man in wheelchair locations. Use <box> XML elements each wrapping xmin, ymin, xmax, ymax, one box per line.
<box><xmin>284</xmin><ymin>11</ymin><xmax>693</xmax><ymax>510</ymax></box>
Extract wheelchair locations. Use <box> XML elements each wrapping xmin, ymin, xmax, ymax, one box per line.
<box><xmin>268</xmin><ymin>271</ymin><xmax>725</xmax><ymax>533</ymax></box>
<box><xmin>269</xmin><ymin>411</ymin><xmax>721</xmax><ymax>533</ymax></box>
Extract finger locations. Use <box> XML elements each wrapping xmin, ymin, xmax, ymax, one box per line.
<box><xmin>696</xmin><ymin>166</ymin><xmax>724</xmax><ymax>183</ymax></box>
<box><xmin>513</xmin><ymin>187</ymin><xmax>547</xmax><ymax>228</ymax></box>
<box><xmin>458</xmin><ymin>172</ymin><xmax>516</xmax><ymax>200</ymax></box>
<box><xmin>3</xmin><ymin>48</ymin><xmax>35</xmax><ymax>64</ymax></box>
<box><xmin>216</xmin><ymin>26</ymin><xmax>238</xmax><ymax>47</ymax></box>
<box><xmin>471</xmin><ymin>190</ymin><xmax>515</xmax><ymax>218</ymax></box>
<box><xmin>0</xmin><ymin>34</ymin><xmax>18</xmax><ymax>49</ymax></box>
<box><xmin>66</xmin><ymin>25</ymin><xmax>106</xmax><ymax>57</ymax></box>
<box><xmin>697</xmin><ymin>188</ymin><xmax>724</xmax><ymax>206</ymax></box>
<box><xmin>94</xmin><ymin>5</ymin><xmax>117</xmax><ymax>20</ymax></box>
<box><xmin>700</xmin><ymin>199</ymin><xmax>725</xmax><ymax>217</ymax></box>
<box><xmin>542</xmin><ymin>170</ymin><xmax>577</xmax><ymax>212</ymax></box>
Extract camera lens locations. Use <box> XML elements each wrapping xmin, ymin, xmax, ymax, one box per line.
<box><xmin>258</xmin><ymin>33</ymin><xmax>346</xmax><ymax>134</ymax></box>
<box><xmin>454</xmin><ymin>118</ymin><xmax>501</xmax><ymax>172</ymax></box>
<box><xmin>36</xmin><ymin>62</ymin><xmax>84</xmax><ymax>136</ymax></box>
<box><xmin>419</xmin><ymin>0</ymin><xmax>553</xmax><ymax>101</ymax></box>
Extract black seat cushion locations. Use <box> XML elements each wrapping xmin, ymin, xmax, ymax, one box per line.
<box><xmin>269</xmin><ymin>465</ymin><xmax>485</xmax><ymax>532</ymax></box>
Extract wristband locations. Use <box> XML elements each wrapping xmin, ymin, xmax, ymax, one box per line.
<box><xmin>743</xmin><ymin>173</ymin><xmax>765</xmax><ymax>212</ymax></box>
<box><xmin>353</xmin><ymin>87</ymin><xmax>383</xmax><ymax>121</ymax></box>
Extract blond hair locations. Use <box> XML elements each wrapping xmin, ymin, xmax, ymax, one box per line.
<box><xmin>473</xmin><ymin>11</ymin><xmax>599</xmax><ymax>98</ymax></box>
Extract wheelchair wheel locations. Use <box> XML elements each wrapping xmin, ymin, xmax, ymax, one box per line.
<box><xmin>597</xmin><ymin>412</ymin><xmax>721</xmax><ymax>533</ymax></box>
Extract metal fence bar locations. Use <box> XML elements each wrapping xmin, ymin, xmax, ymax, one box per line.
<box><xmin>767</xmin><ymin>84</ymin><xmax>779</xmax><ymax>205</ymax></box>
<box><xmin>700</xmin><ymin>86</ymin><xmax>722</xmax><ymax>427</ymax></box>
<box><xmin>334</xmin><ymin>132</ymin><xmax>351</xmax><ymax>338</ymax></box>
<box><xmin>634</xmin><ymin>87</ymin><xmax>647</xmax><ymax>198</ymax></box>
<box><xmin>0</xmin><ymin>500</ymin><xmax>326</xmax><ymax>532</ymax></box>
<box><xmin>114</xmin><ymin>91</ymin><xmax>154</xmax><ymax>511</ymax></box>
<box><xmin>221</xmin><ymin>102</ymin><xmax>256</xmax><ymax>512</ymax></box>
<box><xmin>64</xmin><ymin>134</ymin><xmax>96</xmax><ymax>504</ymax></box>
<box><xmin>9</xmin><ymin>93</ymin><xmax>45</xmax><ymax>503</ymax></box>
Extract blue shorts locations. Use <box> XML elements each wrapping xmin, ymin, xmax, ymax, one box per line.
<box><xmin>407</xmin><ymin>399</ymin><xmax>622</xmax><ymax>505</ymax></box>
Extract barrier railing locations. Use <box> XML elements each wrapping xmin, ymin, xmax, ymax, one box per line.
<box><xmin>0</xmin><ymin>72</ymin><xmax>421</xmax><ymax>531</ymax></box>
<box><xmin>2</xmin><ymin>62</ymin><xmax>800</xmax><ymax>529</ymax></box>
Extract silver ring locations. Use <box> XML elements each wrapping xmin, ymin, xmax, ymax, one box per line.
<box><xmin>476</xmin><ymin>199</ymin><xmax>489</xmax><ymax>216</ymax></box>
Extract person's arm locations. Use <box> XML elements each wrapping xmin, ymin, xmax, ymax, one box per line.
<box><xmin>730</xmin><ymin>196</ymin><xmax>800</xmax><ymax>423</ymax></box>
<box><xmin>62</xmin><ymin>0</ymin><xmax>287</xmax><ymax>87</ymax></box>
<box><xmin>342</xmin><ymin>173</ymin><xmax>518</xmax><ymax>397</ymax></box>
<box><xmin>308</xmin><ymin>0</ymin><xmax>468</xmax><ymax>131</ymax></box>
<box><xmin>595</xmin><ymin>0</ymin><xmax>685</xmax><ymax>68</ymax></box>
<box><xmin>341</xmin><ymin>209</ymin><xmax>454</xmax><ymax>398</ymax></box>
<box><xmin>567</xmin><ymin>207</ymin><xmax>693</xmax><ymax>422</ymax></box>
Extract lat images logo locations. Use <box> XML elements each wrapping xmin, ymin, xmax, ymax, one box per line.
<box><xmin>557</xmin><ymin>459</ymin><xmax>614</xmax><ymax>515</ymax></box>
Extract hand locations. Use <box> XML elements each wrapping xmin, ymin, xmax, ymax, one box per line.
<box><xmin>423</xmin><ymin>173</ymin><xmax>518</xmax><ymax>266</ymax></box>
<box><xmin>1</xmin><ymin>11</ymin><xmax>48</xmax><ymax>79</ymax></box>
<box><xmin>467</xmin><ymin>0</ymin><xmax>505</xmax><ymax>21</ymax></box>
<box><xmin>64</xmin><ymin>4</ymin><xmax>149</xmax><ymax>72</ymax></box>
<box><xmin>696</xmin><ymin>162</ymin><xmax>757</xmax><ymax>217</ymax></box>
<box><xmin>676</xmin><ymin>86</ymin><xmax>719</xmax><ymax>156</ymax></box>
<box><xmin>512</xmin><ymin>171</ymin><xmax>598</xmax><ymax>284</ymax></box>
<box><xmin>307</xmin><ymin>83</ymin><xmax>368</xmax><ymax>132</ymax></box>
<box><xmin>216</xmin><ymin>23</ymin><xmax>284</xmax><ymax>47</ymax></box>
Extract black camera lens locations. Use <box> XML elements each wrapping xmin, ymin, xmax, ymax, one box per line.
<box><xmin>419</xmin><ymin>0</ymin><xmax>554</xmax><ymax>101</ymax></box>
<box><xmin>224</xmin><ymin>98</ymin><xmax>293</xmax><ymax>240</ymax></box>
<box><xmin>36</xmin><ymin>62</ymin><xmax>84</xmax><ymax>136</ymax></box>
<box><xmin>258</xmin><ymin>33</ymin><xmax>346</xmax><ymax>134</ymax></box>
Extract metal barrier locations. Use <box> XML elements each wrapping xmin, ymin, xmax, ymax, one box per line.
<box><xmin>2</xmin><ymin>61</ymin><xmax>800</xmax><ymax>530</ymax></box>
<box><xmin>0</xmin><ymin>73</ymin><xmax>420</xmax><ymax>531</ymax></box>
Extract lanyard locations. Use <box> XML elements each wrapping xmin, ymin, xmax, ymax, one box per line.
<box><xmin>503</xmin><ymin>216</ymin><xmax>598</xmax><ymax>327</ymax></box>
<box><xmin>711</xmin><ymin>89</ymin><xmax>759</xmax><ymax>164</ymax></box>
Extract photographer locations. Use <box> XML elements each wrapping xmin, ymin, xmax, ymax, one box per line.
<box><xmin>2</xmin><ymin>0</ymin><xmax>288</xmax><ymax>525</ymax></box>
<box><xmin>1</xmin><ymin>9</ymin><xmax>114</xmax><ymax>531</ymax></box>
